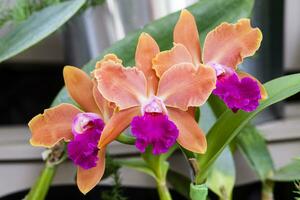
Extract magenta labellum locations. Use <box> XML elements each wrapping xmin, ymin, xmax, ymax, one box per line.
<box><xmin>131</xmin><ymin>113</ymin><xmax>179</xmax><ymax>154</ymax></box>
<box><xmin>67</xmin><ymin>113</ymin><xmax>105</xmax><ymax>169</ymax></box>
<box><xmin>213</xmin><ymin>72</ymin><xmax>261</xmax><ymax>112</ymax></box>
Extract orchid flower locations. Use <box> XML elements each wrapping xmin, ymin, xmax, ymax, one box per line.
<box><xmin>28</xmin><ymin>62</ymin><xmax>119</xmax><ymax>194</ymax></box>
<box><xmin>95</xmin><ymin>33</ymin><xmax>216</xmax><ymax>154</ymax></box>
<box><xmin>153</xmin><ymin>10</ymin><xmax>268</xmax><ymax>113</ymax></box>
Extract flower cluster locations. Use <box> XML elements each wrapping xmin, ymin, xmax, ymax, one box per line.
<box><xmin>28</xmin><ymin>10</ymin><xmax>266</xmax><ymax>194</ymax></box>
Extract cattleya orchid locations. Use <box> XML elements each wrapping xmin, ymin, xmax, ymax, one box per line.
<box><xmin>94</xmin><ymin>33</ymin><xmax>216</xmax><ymax>154</ymax></box>
<box><xmin>28</xmin><ymin>63</ymin><xmax>117</xmax><ymax>194</ymax></box>
<box><xmin>153</xmin><ymin>10</ymin><xmax>268</xmax><ymax>112</ymax></box>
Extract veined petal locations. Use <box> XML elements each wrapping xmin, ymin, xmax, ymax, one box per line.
<box><xmin>135</xmin><ymin>33</ymin><xmax>160</xmax><ymax>95</ymax></box>
<box><xmin>77</xmin><ymin>148</ymin><xmax>106</xmax><ymax>194</ymax></box>
<box><xmin>95</xmin><ymin>54</ymin><xmax>122</xmax><ymax>69</ymax></box>
<box><xmin>168</xmin><ymin>108</ymin><xmax>207</xmax><ymax>153</ymax></box>
<box><xmin>92</xmin><ymin>79</ymin><xmax>114</xmax><ymax>122</ymax></box>
<box><xmin>237</xmin><ymin>70</ymin><xmax>268</xmax><ymax>100</ymax></box>
<box><xmin>95</xmin><ymin>63</ymin><xmax>147</xmax><ymax>110</ymax></box>
<box><xmin>203</xmin><ymin>19</ymin><xmax>262</xmax><ymax>68</ymax></box>
<box><xmin>153</xmin><ymin>43</ymin><xmax>193</xmax><ymax>78</ymax></box>
<box><xmin>28</xmin><ymin>103</ymin><xmax>81</xmax><ymax>147</ymax></box>
<box><xmin>98</xmin><ymin>107</ymin><xmax>141</xmax><ymax>148</ymax></box>
<box><xmin>63</xmin><ymin>66</ymin><xmax>100</xmax><ymax>113</ymax></box>
<box><xmin>174</xmin><ymin>9</ymin><xmax>201</xmax><ymax>64</ymax></box>
<box><xmin>157</xmin><ymin>63</ymin><xmax>216</xmax><ymax>111</ymax></box>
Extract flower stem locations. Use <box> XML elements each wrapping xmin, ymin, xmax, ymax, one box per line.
<box><xmin>157</xmin><ymin>180</ymin><xmax>172</xmax><ymax>200</ymax></box>
<box><xmin>25</xmin><ymin>164</ymin><xmax>57</xmax><ymax>200</ymax></box>
<box><xmin>262</xmin><ymin>180</ymin><xmax>274</xmax><ymax>200</ymax></box>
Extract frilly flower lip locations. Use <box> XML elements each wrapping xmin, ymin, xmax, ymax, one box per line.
<box><xmin>68</xmin><ymin>113</ymin><xmax>105</xmax><ymax>169</ymax></box>
<box><xmin>213</xmin><ymin>72</ymin><xmax>261</xmax><ymax>112</ymax></box>
<box><xmin>131</xmin><ymin>112</ymin><xmax>179</xmax><ymax>155</ymax></box>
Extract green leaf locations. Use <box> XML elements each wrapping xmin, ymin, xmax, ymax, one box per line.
<box><xmin>196</xmin><ymin>73</ymin><xmax>300</xmax><ymax>183</ymax></box>
<box><xmin>117</xmin><ymin>158</ymin><xmax>156</xmax><ymax>180</ymax></box>
<box><xmin>52</xmin><ymin>0</ymin><xmax>254</xmax><ymax>106</ymax></box>
<box><xmin>0</xmin><ymin>0</ymin><xmax>86</xmax><ymax>63</ymax></box>
<box><xmin>167</xmin><ymin>170</ymin><xmax>190</xmax><ymax>200</ymax></box>
<box><xmin>269</xmin><ymin>158</ymin><xmax>300</xmax><ymax>181</ymax></box>
<box><xmin>236</xmin><ymin>124</ymin><xmax>274</xmax><ymax>181</ymax></box>
<box><xmin>206</xmin><ymin>147</ymin><xmax>235</xmax><ymax>199</ymax></box>
<box><xmin>190</xmin><ymin>183</ymin><xmax>208</xmax><ymax>200</ymax></box>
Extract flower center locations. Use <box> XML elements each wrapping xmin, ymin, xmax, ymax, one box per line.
<box><xmin>141</xmin><ymin>96</ymin><xmax>167</xmax><ymax>114</ymax></box>
<box><xmin>67</xmin><ymin>113</ymin><xmax>105</xmax><ymax>169</ymax></box>
<box><xmin>207</xmin><ymin>61</ymin><xmax>233</xmax><ymax>77</ymax></box>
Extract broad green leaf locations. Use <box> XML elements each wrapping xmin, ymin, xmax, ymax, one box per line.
<box><xmin>269</xmin><ymin>158</ymin><xmax>300</xmax><ymax>181</ymax></box>
<box><xmin>201</xmin><ymin>99</ymin><xmax>236</xmax><ymax>199</ymax></box>
<box><xmin>206</xmin><ymin>148</ymin><xmax>235</xmax><ymax>199</ymax></box>
<box><xmin>196</xmin><ymin>74</ymin><xmax>300</xmax><ymax>183</ymax></box>
<box><xmin>190</xmin><ymin>183</ymin><xmax>208</xmax><ymax>200</ymax></box>
<box><xmin>167</xmin><ymin>170</ymin><xmax>190</xmax><ymax>200</ymax></box>
<box><xmin>236</xmin><ymin>124</ymin><xmax>274</xmax><ymax>181</ymax></box>
<box><xmin>0</xmin><ymin>0</ymin><xmax>86</xmax><ymax>63</ymax></box>
<box><xmin>117</xmin><ymin>158</ymin><xmax>156</xmax><ymax>180</ymax></box>
<box><xmin>52</xmin><ymin>0</ymin><xmax>254</xmax><ymax>106</ymax></box>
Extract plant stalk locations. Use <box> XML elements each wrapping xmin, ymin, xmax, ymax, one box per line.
<box><xmin>25</xmin><ymin>164</ymin><xmax>57</xmax><ymax>200</ymax></box>
<box><xmin>261</xmin><ymin>180</ymin><xmax>274</xmax><ymax>200</ymax></box>
<box><xmin>157</xmin><ymin>180</ymin><xmax>172</xmax><ymax>200</ymax></box>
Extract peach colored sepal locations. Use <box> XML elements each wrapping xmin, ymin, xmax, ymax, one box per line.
<box><xmin>174</xmin><ymin>9</ymin><xmax>202</xmax><ymax>64</ymax></box>
<box><xmin>28</xmin><ymin>103</ymin><xmax>81</xmax><ymax>148</ymax></box>
<box><xmin>168</xmin><ymin>108</ymin><xmax>207</xmax><ymax>154</ymax></box>
<box><xmin>152</xmin><ymin>43</ymin><xmax>193</xmax><ymax>78</ymax></box>
<box><xmin>135</xmin><ymin>33</ymin><xmax>160</xmax><ymax>95</ymax></box>
<box><xmin>95</xmin><ymin>63</ymin><xmax>147</xmax><ymax>110</ymax></box>
<box><xmin>98</xmin><ymin>107</ymin><xmax>141</xmax><ymax>148</ymax></box>
<box><xmin>77</xmin><ymin>148</ymin><xmax>106</xmax><ymax>194</ymax></box>
<box><xmin>203</xmin><ymin>19</ymin><xmax>262</xmax><ymax>69</ymax></box>
<box><xmin>237</xmin><ymin>71</ymin><xmax>268</xmax><ymax>100</ymax></box>
<box><xmin>63</xmin><ymin>66</ymin><xmax>101</xmax><ymax>114</ymax></box>
<box><xmin>157</xmin><ymin>63</ymin><xmax>216</xmax><ymax>111</ymax></box>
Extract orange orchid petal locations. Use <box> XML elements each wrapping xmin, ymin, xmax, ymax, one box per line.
<box><xmin>237</xmin><ymin>71</ymin><xmax>268</xmax><ymax>100</ymax></box>
<box><xmin>168</xmin><ymin>108</ymin><xmax>207</xmax><ymax>153</ymax></box>
<box><xmin>63</xmin><ymin>66</ymin><xmax>100</xmax><ymax>113</ymax></box>
<box><xmin>77</xmin><ymin>148</ymin><xmax>106</xmax><ymax>194</ymax></box>
<box><xmin>157</xmin><ymin>63</ymin><xmax>216</xmax><ymax>111</ymax></box>
<box><xmin>99</xmin><ymin>107</ymin><xmax>141</xmax><ymax>148</ymax></box>
<box><xmin>135</xmin><ymin>33</ymin><xmax>160</xmax><ymax>95</ymax></box>
<box><xmin>95</xmin><ymin>54</ymin><xmax>122</xmax><ymax>69</ymax></box>
<box><xmin>28</xmin><ymin>103</ymin><xmax>81</xmax><ymax>147</ymax></box>
<box><xmin>174</xmin><ymin>9</ymin><xmax>201</xmax><ymax>64</ymax></box>
<box><xmin>95</xmin><ymin>62</ymin><xmax>147</xmax><ymax>110</ymax></box>
<box><xmin>153</xmin><ymin>43</ymin><xmax>193</xmax><ymax>77</ymax></box>
<box><xmin>92</xmin><ymin>79</ymin><xmax>114</xmax><ymax>122</ymax></box>
<box><xmin>203</xmin><ymin>19</ymin><xmax>262</xmax><ymax>69</ymax></box>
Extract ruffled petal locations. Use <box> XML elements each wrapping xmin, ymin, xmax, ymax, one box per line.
<box><xmin>131</xmin><ymin>113</ymin><xmax>178</xmax><ymax>154</ymax></box>
<box><xmin>203</xmin><ymin>19</ymin><xmax>262</xmax><ymax>68</ymax></box>
<box><xmin>237</xmin><ymin>71</ymin><xmax>268</xmax><ymax>100</ymax></box>
<box><xmin>98</xmin><ymin>107</ymin><xmax>141</xmax><ymax>148</ymax></box>
<box><xmin>28</xmin><ymin>103</ymin><xmax>81</xmax><ymax>147</ymax></box>
<box><xmin>157</xmin><ymin>63</ymin><xmax>216</xmax><ymax>111</ymax></box>
<box><xmin>174</xmin><ymin>9</ymin><xmax>201</xmax><ymax>64</ymax></box>
<box><xmin>68</xmin><ymin>113</ymin><xmax>104</xmax><ymax>169</ymax></box>
<box><xmin>95</xmin><ymin>63</ymin><xmax>147</xmax><ymax>110</ymax></box>
<box><xmin>63</xmin><ymin>66</ymin><xmax>100</xmax><ymax>113</ymax></box>
<box><xmin>168</xmin><ymin>108</ymin><xmax>207</xmax><ymax>153</ymax></box>
<box><xmin>95</xmin><ymin>54</ymin><xmax>122</xmax><ymax>69</ymax></box>
<box><xmin>77</xmin><ymin>148</ymin><xmax>106</xmax><ymax>194</ymax></box>
<box><xmin>213</xmin><ymin>72</ymin><xmax>261</xmax><ymax>112</ymax></box>
<box><xmin>135</xmin><ymin>33</ymin><xmax>160</xmax><ymax>95</ymax></box>
<box><xmin>92</xmin><ymin>79</ymin><xmax>114</xmax><ymax>122</ymax></box>
<box><xmin>153</xmin><ymin>43</ymin><xmax>193</xmax><ymax>77</ymax></box>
